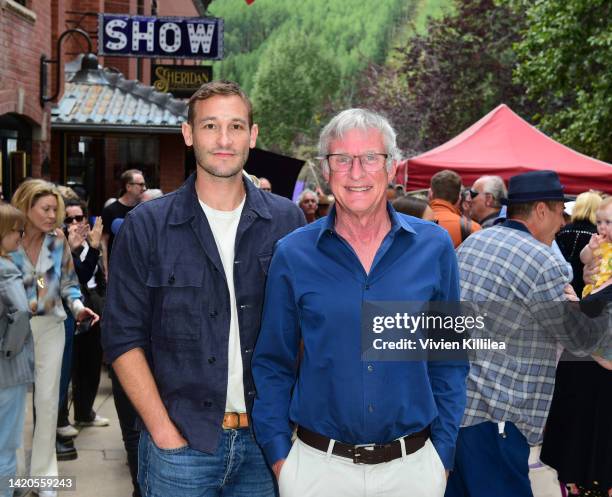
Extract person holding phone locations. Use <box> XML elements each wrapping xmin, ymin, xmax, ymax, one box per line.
<box><xmin>63</xmin><ymin>199</ymin><xmax>108</xmax><ymax>428</ymax></box>
<box><xmin>10</xmin><ymin>180</ymin><xmax>99</xmax><ymax>497</ymax></box>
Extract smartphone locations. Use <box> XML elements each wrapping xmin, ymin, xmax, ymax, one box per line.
<box><xmin>76</xmin><ymin>316</ymin><xmax>94</xmax><ymax>334</ymax></box>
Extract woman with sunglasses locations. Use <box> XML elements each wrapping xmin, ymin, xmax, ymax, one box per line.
<box><xmin>10</xmin><ymin>180</ymin><xmax>99</xmax><ymax>497</ymax></box>
<box><xmin>0</xmin><ymin>203</ymin><xmax>32</xmax><ymax>497</ymax></box>
<box><xmin>62</xmin><ymin>200</ymin><xmax>108</xmax><ymax>430</ymax></box>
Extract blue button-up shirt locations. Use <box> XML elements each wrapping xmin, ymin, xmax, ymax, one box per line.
<box><xmin>252</xmin><ymin>206</ymin><xmax>468</xmax><ymax>469</ymax></box>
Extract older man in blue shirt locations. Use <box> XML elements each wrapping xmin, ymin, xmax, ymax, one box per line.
<box><xmin>252</xmin><ymin>109</ymin><xmax>468</xmax><ymax>497</ymax></box>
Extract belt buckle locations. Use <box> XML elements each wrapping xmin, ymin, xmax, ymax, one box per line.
<box><xmin>352</xmin><ymin>444</ymin><xmax>377</xmax><ymax>464</ymax></box>
<box><xmin>223</xmin><ymin>412</ymin><xmax>240</xmax><ymax>429</ymax></box>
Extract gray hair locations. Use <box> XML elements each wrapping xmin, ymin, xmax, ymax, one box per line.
<box><xmin>478</xmin><ymin>175</ymin><xmax>507</xmax><ymax>208</ymax></box>
<box><xmin>142</xmin><ymin>189</ymin><xmax>164</xmax><ymax>201</ymax></box>
<box><xmin>296</xmin><ymin>189</ymin><xmax>318</xmax><ymax>206</ymax></box>
<box><xmin>318</xmin><ymin>108</ymin><xmax>402</xmax><ymax>174</ymax></box>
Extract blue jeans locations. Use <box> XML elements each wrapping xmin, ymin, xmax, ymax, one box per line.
<box><xmin>0</xmin><ymin>384</ymin><xmax>27</xmax><ymax>497</ymax></box>
<box><xmin>138</xmin><ymin>429</ymin><xmax>276</xmax><ymax>497</ymax></box>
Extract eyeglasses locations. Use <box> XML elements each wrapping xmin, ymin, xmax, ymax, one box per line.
<box><xmin>129</xmin><ymin>182</ymin><xmax>147</xmax><ymax>188</ymax></box>
<box><xmin>64</xmin><ymin>215</ymin><xmax>85</xmax><ymax>224</ymax></box>
<box><xmin>325</xmin><ymin>153</ymin><xmax>388</xmax><ymax>172</ymax></box>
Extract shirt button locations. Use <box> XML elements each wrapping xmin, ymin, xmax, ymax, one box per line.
<box><xmin>209</xmin><ymin>310</ymin><xmax>218</xmax><ymax>317</ymax></box>
<box><xmin>247</xmin><ymin>390</ymin><xmax>256</xmax><ymax>396</ymax></box>
<box><xmin>208</xmin><ymin>356</ymin><xmax>216</xmax><ymax>364</ymax></box>
<box><xmin>365</xmin><ymin>285</ymin><xmax>370</xmax><ymax>290</ymax></box>
<box><xmin>203</xmin><ymin>401</ymin><xmax>212</xmax><ymax>408</ymax></box>
<box><xmin>368</xmin><ymin>404</ymin><xmax>375</xmax><ymax>413</ymax></box>
<box><xmin>244</xmin><ymin>348</ymin><xmax>253</xmax><ymax>354</ymax></box>
<box><xmin>367</xmin><ymin>365</ymin><xmax>374</xmax><ymax>372</ymax></box>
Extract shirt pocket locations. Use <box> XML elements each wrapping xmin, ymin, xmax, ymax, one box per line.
<box><xmin>146</xmin><ymin>263</ymin><xmax>204</xmax><ymax>341</ymax></box>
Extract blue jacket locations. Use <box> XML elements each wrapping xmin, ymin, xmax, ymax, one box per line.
<box><xmin>101</xmin><ymin>173</ymin><xmax>305</xmax><ymax>454</ymax></box>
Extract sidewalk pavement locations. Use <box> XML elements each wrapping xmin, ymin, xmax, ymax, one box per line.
<box><xmin>19</xmin><ymin>370</ymin><xmax>565</xmax><ymax>497</ymax></box>
<box><xmin>23</xmin><ymin>370</ymin><xmax>133</xmax><ymax>496</ymax></box>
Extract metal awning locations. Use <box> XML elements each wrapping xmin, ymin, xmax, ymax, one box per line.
<box><xmin>52</xmin><ymin>63</ymin><xmax>187</xmax><ymax>133</ymax></box>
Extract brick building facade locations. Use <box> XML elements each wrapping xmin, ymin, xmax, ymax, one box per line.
<box><xmin>1</xmin><ymin>0</ymin><xmax>201</xmax><ymax>211</ymax></box>
<box><xmin>0</xmin><ymin>0</ymin><xmax>53</xmax><ymax>197</ymax></box>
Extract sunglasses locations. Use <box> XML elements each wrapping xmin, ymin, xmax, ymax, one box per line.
<box><xmin>468</xmin><ymin>189</ymin><xmax>480</xmax><ymax>199</ymax></box>
<box><xmin>64</xmin><ymin>215</ymin><xmax>85</xmax><ymax>224</ymax></box>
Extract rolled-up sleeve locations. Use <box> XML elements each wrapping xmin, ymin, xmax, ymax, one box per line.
<box><xmin>252</xmin><ymin>243</ymin><xmax>301</xmax><ymax>466</ymax></box>
<box><xmin>429</xmin><ymin>237</ymin><xmax>469</xmax><ymax>469</ymax></box>
<box><xmin>101</xmin><ymin>211</ymin><xmax>152</xmax><ymax>363</ymax></box>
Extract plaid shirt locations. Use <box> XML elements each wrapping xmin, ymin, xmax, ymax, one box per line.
<box><xmin>456</xmin><ymin>222</ymin><xmax>610</xmax><ymax>445</ymax></box>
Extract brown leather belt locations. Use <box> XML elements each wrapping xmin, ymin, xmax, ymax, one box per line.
<box><xmin>297</xmin><ymin>426</ymin><xmax>430</xmax><ymax>465</ymax></box>
<box><xmin>222</xmin><ymin>412</ymin><xmax>249</xmax><ymax>429</ymax></box>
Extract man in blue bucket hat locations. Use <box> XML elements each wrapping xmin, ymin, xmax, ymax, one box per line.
<box><xmin>446</xmin><ymin>170</ymin><xmax>611</xmax><ymax>497</ymax></box>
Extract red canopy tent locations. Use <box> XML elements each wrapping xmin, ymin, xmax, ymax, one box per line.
<box><xmin>398</xmin><ymin>104</ymin><xmax>612</xmax><ymax>195</ymax></box>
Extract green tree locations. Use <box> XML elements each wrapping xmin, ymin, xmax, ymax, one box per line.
<box><xmin>207</xmin><ymin>0</ymin><xmax>409</xmax><ymax>154</ymax></box>
<box><xmin>512</xmin><ymin>0</ymin><xmax>612</xmax><ymax>162</ymax></box>
<box><xmin>358</xmin><ymin>0</ymin><xmax>533</xmax><ymax>153</ymax></box>
<box><xmin>251</xmin><ymin>31</ymin><xmax>340</xmax><ymax>153</ymax></box>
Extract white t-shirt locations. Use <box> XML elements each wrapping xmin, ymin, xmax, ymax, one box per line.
<box><xmin>200</xmin><ymin>197</ymin><xmax>247</xmax><ymax>413</ymax></box>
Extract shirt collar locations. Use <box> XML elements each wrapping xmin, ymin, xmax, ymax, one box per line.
<box><xmin>316</xmin><ymin>202</ymin><xmax>416</xmax><ymax>244</ymax></box>
<box><xmin>169</xmin><ymin>173</ymin><xmax>272</xmax><ymax>225</ymax></box>
<box><xmin>480</xmin><ymin>211</ymin><xmax>500</xmax><ymax>224</ymax></box>
<box><xmin>501</xmin><ymin>219</ymin><xmax>533</xmax><ymax>236</ymax></box>
<box><xmin>430</xmin><ymin>198</ymin><xmax>460</xmax><ymax>215</ymax></box>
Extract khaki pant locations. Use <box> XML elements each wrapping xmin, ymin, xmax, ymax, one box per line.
<box><xmin>279</xmin><ymin>437</ymin><xmax>447</xmax><ymax>497</ymax></box>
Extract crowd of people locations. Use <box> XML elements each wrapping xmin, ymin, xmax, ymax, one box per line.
<box><xmin>0</xmin><ymin>79</ymin><xmax>610</xmax><ymax>497</ymax></box>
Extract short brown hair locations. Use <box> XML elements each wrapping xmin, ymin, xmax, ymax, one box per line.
<box><xmin>119</xmin><ymin>169</ymin><xmax>144</xmax><ymax>196</ymax></box>
<box><xmin>507</xmin><ymin>200</ymin><xmax>561</xmax><ymax>220</ymax></box>
<box><xmin>11</xmin><ymin>179</ymin><xmax>65</xmax><ymax>230</ymax></box>
<box><xmin>0</xmin><ymin>203</ymin><xmax>26</xmax><ymax>257</ymax></box>
<box><xmin>392</xmin><ymin>196</ymin><xmax>429</xmax><ymax>218</ymax></box>
<box><xmin>187</xmin><ymin>80</ymin><xmax>253</xmax><ymax>127</ymax></box>
<box><xmin>430</xmin><ymin>170</ymin><xmax>462</xmax><ymax>203</ymax></box>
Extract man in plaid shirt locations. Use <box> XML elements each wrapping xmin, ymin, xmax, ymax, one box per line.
<box><xmin>446</xmin><ymin>171</ymin><xmax>611</xmax><ymax>497</ymax></box>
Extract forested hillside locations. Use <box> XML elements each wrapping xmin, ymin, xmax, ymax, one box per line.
<box><xmin>208</xmin><ymin>0</ymin><xmax>414</xmax><ymax>153</ymax></box>
<box><xmin>204</xmin><ymin>0</ymin><xmax>610</xmax><ymax>165</ymax></box>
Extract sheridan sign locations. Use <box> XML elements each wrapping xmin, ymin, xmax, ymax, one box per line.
<box><xmin>152</xmin><ymin>65</ymin><xmax>213</xmax><ymax>98</ymax></box>
<box><xmin>98</xmin><ymin>14</ymin><xmax>224</xmax><ymax>59</ymax></box>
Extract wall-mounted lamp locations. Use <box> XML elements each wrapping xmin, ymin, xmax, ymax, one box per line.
<box><xmin>40</xmin><ymin>28</ymin><xmax>107</xmax><ymax>107</ymax></box>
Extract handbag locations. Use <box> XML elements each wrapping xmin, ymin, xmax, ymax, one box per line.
<box><xmin>0</xmin><ymin>308</ymin><xmax>32</xmax><ymax>358</ymax></box>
